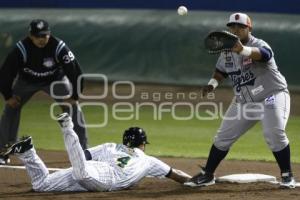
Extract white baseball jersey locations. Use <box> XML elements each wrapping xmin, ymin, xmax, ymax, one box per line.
<box><xmin>17</xmin><ymin>128</ymin><xmax>171</xmax><ymax>192</ymax></box>
<box><xmin>87</xmin><ymin>143</ymin><xmax>171</xmax><ymax>190</ymax></box>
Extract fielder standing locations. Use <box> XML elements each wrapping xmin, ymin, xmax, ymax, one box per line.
<box><xmin>185</xmin><ymin>13</ymin><xmax>295</xmax><ymax>188</ymax></box>
<box><xmin>0</xmin><ymin>19</ymin><xmax>88</xmax><ymax>164</ymax></box>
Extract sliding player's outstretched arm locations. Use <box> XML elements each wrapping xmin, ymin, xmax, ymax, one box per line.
<box><xmin>166</xmin><ymin>168</ymin><xmax>191</xmax><ymax>183</ymax></box>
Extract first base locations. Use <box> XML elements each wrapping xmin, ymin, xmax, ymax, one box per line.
<box><xmin>216</xmin><ymin>173</ymin><xmax>277</xmax><ymax>183</ymax></box>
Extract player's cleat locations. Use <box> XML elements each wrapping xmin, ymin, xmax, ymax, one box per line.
<box><xmin>57</xmin><ymin>113</ymin><xmax>74</xmax><ymax>129</ymax></box>
<box><xmin>184</xmin><ymin>167</ymin><xmax>215</xmax><ymax>187</ymax></box>
<box><xmin>0</xmin><ymin>143</ymin><xmax>12</xmax><ymax>164</ymax></box>
<box><xmin>0</xmin><ymin>155</ymin><xmax>10</xmax><ymax>165</ymax></box>
<box><xmin>1</xmin><ymin>136</ymin><xmax>33</xmax><ymax>156</ymax></box>
<box><xmin>280</xmin><ymin>172</ymin><xmax>296</xmax><ymax>189</ymax></box>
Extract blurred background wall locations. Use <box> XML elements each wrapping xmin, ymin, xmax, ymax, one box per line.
<box><xmin>0</xmin><ymin>0</ymin><xmax>299</xmax><ymax>89</ymax></box>
<box><xmin>0</xmin><ymin>0</ymin><xmax>299</xmax><ymax>14</ymax></box>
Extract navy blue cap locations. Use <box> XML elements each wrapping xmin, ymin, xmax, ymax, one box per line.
<box><xmin>29</xmin><ymin>19</ymin><xmax>50</xmax><ymax>37</ymax></box>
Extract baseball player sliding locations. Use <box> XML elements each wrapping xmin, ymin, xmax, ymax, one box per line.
<box><xmin>1</xmin><ymin>113</ymin><xmax>191</xmax><ymax>192</ymax></box>
<box><xmin>185</xmin><ymin>13</ymin><xmax>296</xmax><ymax>188</ymax></box>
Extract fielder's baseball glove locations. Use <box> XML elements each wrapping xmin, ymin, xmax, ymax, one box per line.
<box><xmin>204</xmin><ymin>30</ymin><xmax>239</xmax><ymax>54</ymax></box>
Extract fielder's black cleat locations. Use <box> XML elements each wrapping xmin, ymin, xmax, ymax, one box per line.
<box><xmin>56</xmin><ymin>113</ymin><xmax>73</xmax><ymax>129</ymax></box>
<box><xmin>184</xmin><ymin>167</ymin><xmax>215</xmax><ymax>187</ymax></box>
<box><xmin>280</xmin><ymin>172</ymin><xmax>296</xmax><ymax>189</ymax></box>
<box><xmin>1</xmin><ymin>136</ymin><xmax>33</xmax><ymax>156</ymax></box>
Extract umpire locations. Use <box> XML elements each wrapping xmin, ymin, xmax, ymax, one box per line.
<box><xmin>0</xmin><ymin>19</ymin><xmax>88</xmax><ymax>164</ymax></box>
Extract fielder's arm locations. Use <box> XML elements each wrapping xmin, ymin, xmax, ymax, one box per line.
<box><xmin>212</xmin><ymin>69</ymin><xmax>226</xmax><ymax>83</ymax></box>
<box><xmin>202</xmin><ymin>69</ymin><xmax>227</xmax><ymax>97</ymax></box>
<box><xmin>166</xmin><ymin>168</ymin><xmax>192</xmax><ymax>183</ymax></box>
<box><xmin>232</xmin><ymin>40</ymin><xmax>272</xmax><ymax>62</ymax></box>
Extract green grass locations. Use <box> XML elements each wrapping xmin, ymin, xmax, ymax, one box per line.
<box><xmin>0</xmin><ymin>99</ymin><xmax>300</xmax><ymax>163</ymax></box>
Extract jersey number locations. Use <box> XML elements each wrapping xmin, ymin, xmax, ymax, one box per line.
<box><xmin>62</xmin><ymin>51</ymin><xmax>75</xmax><ymax>64</ymax></box>
<box><xmin>117</xmin><ymin>156</ymin><xmax>131</xmax><ymax>168</ymax></box>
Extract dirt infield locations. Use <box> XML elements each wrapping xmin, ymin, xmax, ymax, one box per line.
<box><xmin>1</xmin><ymin>150</ymin><xmax>300</xmax><ymax>200</ymax></box>
<box><xmin>1</xmin><ymin>83</ymin><xmax>299</xmax><ymax>199</ymax></box>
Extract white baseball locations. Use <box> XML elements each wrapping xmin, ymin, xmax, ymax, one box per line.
<box><xmin>177</xmin><ymin>6</ymin><xmax>188</xmax><ymax>16</ymax></box>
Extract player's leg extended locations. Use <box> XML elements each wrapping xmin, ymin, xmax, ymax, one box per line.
<box><xmin>2</xmin><ymin>136</ymin><xmax>86</xmax><ymax>192</ymax></box>
<box><xmin>17</xmin><ymin>147</ymin><xmax>50</xmax><ymax>191</ymax></box>
<box><xmin>0</xmin><ymin>79</ymin><xmax>36</xmax><ymax>163</ymax></box>
<box><xmin>262</xmin><ymin>91</ymin><xmax>295</xmax><ymax>188</ymax></box>
<box><xmin>62</xmin><ymin>102</ymin><xmax>88</xmax><ymax>150</ymax></box>
<box><xmin>57</xmin><ymin>113</ymin><xmax>87</xmax><ymax>178</ymax></box>
<box><xmin>185</xmin><ymin>101</ymin><xmax>257</xmax><ymax>187</ymax></box>
<box><xmin>43</xmin><ymin>76</ymin><xmax>88</xmax><ymax>149</ymax></box>
<box><xmin>22</xmin><ymin>148</ymin><xmax>87</xmax><ymax>192</ymax></box>
<box><xmin>57</xmin><ymin>113</ymin><xmax>113</xmax><ymax>191</ymax></box>
<box><xmin>1</xmin><ymin>136</ymin><xmax>49</xmax><ymax>190</ymax></box>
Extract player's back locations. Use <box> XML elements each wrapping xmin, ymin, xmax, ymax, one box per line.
<box><xmin>87</xmin><ymin>143</ymin><xmax>170</xmax><ymax>190</ymax></box>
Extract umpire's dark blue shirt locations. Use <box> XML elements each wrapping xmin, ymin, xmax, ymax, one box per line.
<box><xmin>0</xmin><ymin>36</ymin><xmax>83</xmax><ymax>100</ymax></box>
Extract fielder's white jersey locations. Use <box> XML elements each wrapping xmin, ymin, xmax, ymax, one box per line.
<box><xmin>87</xmin><ymin>143</ymin><xmax>171</xmax><ymax>190</ymax></box>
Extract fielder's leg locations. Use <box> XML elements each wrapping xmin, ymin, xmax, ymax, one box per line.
<box><xmin>185</xmin><ymin>101</ymin><xmax>258</xmax><ymax>187</ymax></box>
<box><xmin>262</xmin><ymin>91</ymin><xmax>295</xmax><ymax>188</ymax></box>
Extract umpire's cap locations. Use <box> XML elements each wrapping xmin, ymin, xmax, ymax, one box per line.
<box><xmin>227</xmin><ymin>13</ymin><xmax>252</xmax><ymax>28</ymax></box>
<box><xmin>29</xmin><ymin>19</ymin><xmax>51</xmax><ymax>37</ymax></box>
<box><xmin>123</xmin><ymin>127</ymin><xmax>149</xmax><ymax>148</ymax></box>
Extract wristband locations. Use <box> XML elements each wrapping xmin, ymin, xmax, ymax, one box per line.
<box><xmin>208</xmin><ymin>78</ymin><xmax>218</xmax><ymax>89</ymax></box>
<box><xmin>239</xmin><ymin>46</ymin><xmax>252</xmax><ymax>56</ymax></box>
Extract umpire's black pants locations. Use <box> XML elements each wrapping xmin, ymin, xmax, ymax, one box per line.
<box><xmin>0</xmin><ymin>76</ymin><xmax>88</xmax><ymax>150</ymax></box>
